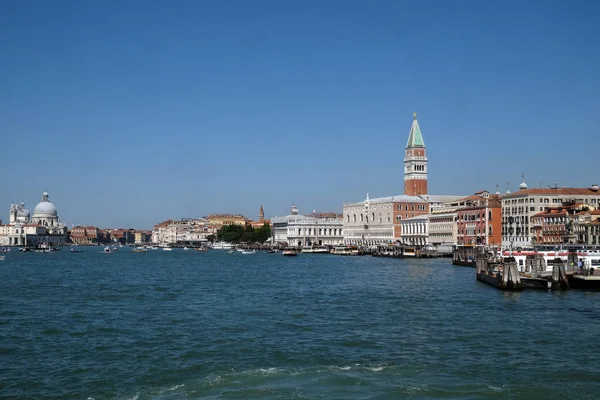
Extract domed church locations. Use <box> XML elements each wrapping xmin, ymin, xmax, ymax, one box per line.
<box><xmin>0</xmin><ymin>191</ymin><xmax>67</xmax><ymax>247</ymax></box>
<box><xmin>32</xmin><ymin>192</ymin><xmax>60</xmax><ymax>227</ymax></box>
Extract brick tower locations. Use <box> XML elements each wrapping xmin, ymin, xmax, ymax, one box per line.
<box><xmin>404</xmin><ymin>112</ymin><xmax>428</xmax><ymax>196</ymax></box>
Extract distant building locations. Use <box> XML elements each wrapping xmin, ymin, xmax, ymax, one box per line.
<box><xmin>428</xmin><ymin>209</ymin><xmax>458</xmax><ymax>248</ymax></box>
<box><xmin>70</xmin><ymin>225</ymin><xmax>105</xmax><ymax>244</ymax></box>
<box><xmin>152</xmin><ymin>218</ymin><xmax>216</xmax><ymax>245</ymax></box>
<box><xmin>249</xmin><ymin>205</ymin><xmax>271</xmax><ymax>229</ymax></box>
<box><xmin>502</xmin><ymin>183</ymin><xmax>600</xmax><ymax>248</ymax></box>
<box><xmin>208</xmin><ymin>214</ymin><xmax>246</xmax><ymax>228</ymax></box>
<box><xmin>456</xmin><ymin>191</ymin><xmax>502</xmax><ymax>247</ymax></box>
<box><xmin>134</xmin><ymin>230</ymin><xmax>152</xmax><ymax>244</ymax></box>
<box><xmin>0</xmin><ymin>191</ymin><xmax>67</xmax><ymax>246</ymax></box>
<box><xmin>271</xmin><ymin>204</ymin><xmax>343</xmax><ymax>247</ymax></box>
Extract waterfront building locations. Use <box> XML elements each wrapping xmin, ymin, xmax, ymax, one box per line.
<box><xmin>428</xmin><ymin>209</ymin><xmax>458</xmax><ymax>248</ymax></box>
<box><xmin>343</xmin><ymin>194</ymin><xmax>427</xmax><ymax>245</ymax></box>
<box><xmin>456</xmin><ymin>191</ymin><xmax>502</xmax><ymax>247</ymax></box>
<box><xmin>582</xmin><ymin>219</ymin><xmax>600</xmax><ymax>246</ymax></box>
<box><xmin>208</xmin><ymin>214</ymin><xmax>246</xmax><ymax>228</ymax></box>
<box><xmin>531</xmin><ymin>203</ymin><xmax>600</xmax><ymax>245</ymax></box>
<box><xmin>70</xmin><ymin>225</ymin><xmax>105</xmax><ymax>244</ymax></box>
<box><xmin>271</xmin><ymin>204</ymin><xmax>343</xmax><ymax>247</ymax></box>
<box><xmin>0</xmin><ymin>191</ymin><xmax>67</xmax><ymax>246</ymax></box>
<box><xmin>501</xmin><ymin>183</ymin><xmax>600</xmax><ymax>248</ymax></box>
<box><xmin>152</xmin><ymin>218</ymin><xmax>216</xmax><ymax>245</ymax></box>
<box><xmin>400</xmin><ymin>214</ymin><xmax>430</xmax><ymax>246</ymax></box>
<box><xmin>134</xmin><ymin>230</ymin><xmax>152</xmax><ymax>244</ymax></box>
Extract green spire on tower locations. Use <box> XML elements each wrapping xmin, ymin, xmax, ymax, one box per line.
<box><xmin>406</xmin><ymin>112</ymin><xmax>425</xmax><ymax>148</ymax></box>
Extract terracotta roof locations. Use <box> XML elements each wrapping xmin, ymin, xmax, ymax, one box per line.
<box><xmin>504</xmin><ymin>187</ymin><xmax>600</xmax><ymax>198</ymax></box>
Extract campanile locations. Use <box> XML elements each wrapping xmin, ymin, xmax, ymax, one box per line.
<box><xmin>404</xmin><ymin>113</ymin><xmax>428</xmax><ymax>196</ymax></box>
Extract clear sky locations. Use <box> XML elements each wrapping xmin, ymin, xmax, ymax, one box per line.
<box><xmin>1</xmin><ymin>0</ymin><xmax>598</xmax><ymax>229</ymax></box>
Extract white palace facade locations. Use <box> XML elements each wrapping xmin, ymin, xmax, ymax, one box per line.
<box><xmin>271</xmin><ymin>204</ymin><xmax>344</xmax><ymax>247</ymax></box>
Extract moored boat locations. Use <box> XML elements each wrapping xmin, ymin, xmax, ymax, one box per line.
<box><xmin>282</xmin><ymin>248</ymin><xmax>298</xmax><ymax>256</ymax></box>
<box><xmin>301</xmin><ymin>246</ymin><xmax>329</xmax><ymax>254</ymax></box>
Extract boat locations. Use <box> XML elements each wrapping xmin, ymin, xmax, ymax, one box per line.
<box><xmin>211</xmin><ymin>242</ymin><xmax>234</xmax><ymax>250</ymax></box>
<box><xmin>70</xmin><ymin>248</ymin><xmax>83</xmax><ymax>253</ymax></box>
<box><xmin>163</xmin><ymin>247</ymin><xmax>173</xmax><ymax>251</ymax></box>
<box><xmin>19</xmin><ymin>247</ymin><xmax>30</xmax><ymax>252</ymax></box>
<box><xmin>132</xmin><ymin>247</ymin><xmax>148</xmax><ymax>253</ymax></box>
<box><xmin>0</xmin><ymin>255</ymin><xmax>5</xmax><ymax>261</ymax></box>
<box><xmin>183</xmin><ymin>247</ymin><xmax>189</xmax><ymax>251</ymax></box>
<box><xmin>196</xmin><ymin>247</ymin><xmax>209</xmax><ymax>252</ymax></box>
<box><xmin>301</xmin><ymin>246</ymin><xmax>329</xmax><ymax>254</ymax></box>
<box><xmin>330</xmin><ymin>246</ymin><xmax>361</xmax><ymax>256</ymax></box>
<box><xmin>282</xmin><ymin>248</ymin><xmax>298</xmax><ymax>256</ymax></box>
<box><xmin>242</xmin><ymin>250</ymin><xmax>256</xmax><ymax>255</ymax></box>
<box><xmin>267</xmin><ymin>249</ymin><xmax>277</xmax><ymax>253</ymax></box>
<box><xmin>104</xmin><ymin>246</ymin><xmax>117</xmax><ymax>253</ymax></box>
<box><xmin>0</xmin><ymin>247</ymin><xmax>11</xmax><ymax>253</ymax></box>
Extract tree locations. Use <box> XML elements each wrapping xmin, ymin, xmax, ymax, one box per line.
<box><xmin>217</xmin><ymin>224</ymin><xmax>245</xmax><ymax>243</ymax></box>
<box><xmin>254</xmin><ymin>223</ymin><xmax>272</xmax><ymax>243</ymax></box>
<box><xmin>206</xmin><ymin>234</ymin><xmax>215</xmax><ymax>243</ymax></box>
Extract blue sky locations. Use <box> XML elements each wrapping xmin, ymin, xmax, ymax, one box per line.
<box><xmin>1</xmin><ymin>0</ymin><xmax>598</xmax><ymax>229</ymax></box>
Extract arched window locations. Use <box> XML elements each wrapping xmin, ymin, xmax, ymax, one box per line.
<box><xmin>347</xmin><ymin>215</ymin><xmax>349</xmax><ymax>223</ymax></box>
<box><xmin>353</xmin><ymin>214</ymin><xmax>356</xmax><ymax>223</ymax></box>
<box><xmin>387</xmin><ymin>214</ymin><xmax>390</xmax><ymax>222</ymax></box>
<box><xmin>360</xmin><ymin>214</ymin><xmax>364</xmax><ymax>222</ymax></box>
<box><xmin>372</xmin><ymin>212</ymin><xmax>375</xmax><ymax>221</ymax></box>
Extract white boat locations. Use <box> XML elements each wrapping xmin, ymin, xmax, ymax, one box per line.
<box><xmin>502</xmin><ymin>246</ymin><xmax>600</xmax><ymax>272</ymax></box>
<box><xmin>0</xmin><ymin>255</ymin><xmax>5</xmax><ymax>261</ymax></box>
<box><xmin>162</xmin><ymin>247</ymin><xmax>173</xmax><ymax>251</ymax></box>
<box><xmin>183</xmin><ymin>247</ymin><xmax>189</xmax><ymax>251</ymax></box>
<box><xmin>212</xmin><ymin>242</ymin><xmax>234</xmax><ymax>250</ymax></box>
<box><xmin>282</xmin><ymin>248</ymin><xmax>298</xmax><ymax>256</ymax></box>
<box><xmin>241</xmin><ymin>250</ymin><xmax>256</xmax><ymax>255</ymax></box>
<box><xmin>330</xmin><ymin>246</ymin><xmax>360</xmax><ymax>256</ymax></box>
<box><xmin>133</xmin><ymin>247</ymin><xmax>148</xmax><ymax>253</ymax></box>
<box><xmin>104</xmin><ymin>246</ymin><xmax>117</xmax><ymax>253</ymax></box>
<box><xmin>301</xmin><ymin>246</ymin><xmax>329</xmax><ymax>254</ymax></box>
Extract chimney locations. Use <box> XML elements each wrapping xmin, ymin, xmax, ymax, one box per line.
<box><xmin>592</xmin><ymin>184</ymin><xmax>599</xmax><ymax>192</ymax></box>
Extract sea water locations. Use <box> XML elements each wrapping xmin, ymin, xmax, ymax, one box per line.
<box><xmin>1</xmin><ymin>248</ymin><xmax>599</xmax><ymax>399</ymax></box>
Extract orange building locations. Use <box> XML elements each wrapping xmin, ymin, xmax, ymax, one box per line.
<box><xmin>456</xmin><ymin>192</ymin><xmax>502</xmax><ymax>247</ymax></box>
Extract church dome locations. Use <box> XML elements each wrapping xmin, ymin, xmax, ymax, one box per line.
<box><xmin>33</xmin><ymin>191</ymin><xmax>58</xmax><ymax>217</ymax></box>
<box><xmin>519</xmin><ymin>180</ymin><xmax>528</xmax><ymax>190</ymax></box>
<box><xmin>17</xmin><ymin>207</ymin><xmax>30</xmax><ymax>219</ymax></box>
<box><xmin>33</xmin><ymin>201</ymin><xmax>57</xmax><ymax>216</ymax></box>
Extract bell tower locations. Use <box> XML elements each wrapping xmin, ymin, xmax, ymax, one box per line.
<box><xmin>404</xmin><ymin>112</ymin><xmax>428</xmax><ymax>196</ymax></box>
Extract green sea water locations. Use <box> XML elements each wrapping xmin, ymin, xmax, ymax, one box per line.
<box><xmin>1</xmin><ymin>248</ymin><xmax>599</xmax><ymax>399</ymax></box>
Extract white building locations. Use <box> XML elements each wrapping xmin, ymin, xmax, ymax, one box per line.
<box><xmin>428</xmin><ymin>209</ymin><xmax>458</xmax><ymax>248</ymax></box>
<box><xmin>152</xmin><ymin>218</ymin><xmax>215</xmax><ymax>245</ymax></box>
<box><xmin>0</xmin><ymin>191</ymin><xmax>68</xmax><ymax>246</ymax></box>
<box><xmin>502</xmin><ymin>183</ymin><xmax>600</xmax><ymax>248</ymax></box>
<box><xmin>400</xmin><ymin>214</ymin><xmax>430</xmax><ymax>246</ymax></box>
<box><xmin>271</xmin><ymin>204</ymin><xmax>343</xmax><ymax>247</ymax></box>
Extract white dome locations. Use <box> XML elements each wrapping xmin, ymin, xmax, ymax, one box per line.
<box><xmin>33</xmin><ymin>201</ymin><xmax>57</xmax><ymax>217</ymax></box>
<box><xmin>519</xmin><ymin>181</ymin><xmax>528</xmax><ymax>190</ymax></box>
<box><xmin>17</xmin><ymin>207</ymin><xmax>30</xmax><ymax>218</ymax></box>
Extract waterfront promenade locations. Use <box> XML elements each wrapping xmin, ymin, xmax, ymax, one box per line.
<box><xmin>1</xmin><ymin>249</ymin><xmax>599</xmax><ymax>399</ymax></box>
